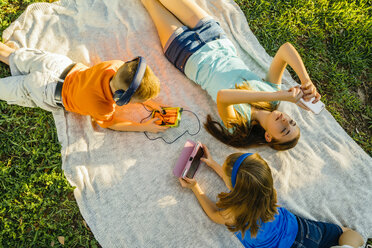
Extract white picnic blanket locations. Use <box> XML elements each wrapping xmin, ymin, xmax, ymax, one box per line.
<box><xmin>3</xmin><ymin>0</ymin><xmax>371</xmax><ymax>247</ymax></box>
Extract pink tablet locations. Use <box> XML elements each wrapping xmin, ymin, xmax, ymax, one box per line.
<box><xmin>173</xmin><ymin>140</ymin><xmax>204</xmax><ymax>179</ymax></box>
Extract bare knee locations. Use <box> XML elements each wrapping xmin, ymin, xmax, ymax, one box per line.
<box><xmin>339</xmin><ymin>227</ymin><xmax>364</xmax><ymax>248</ymax></box>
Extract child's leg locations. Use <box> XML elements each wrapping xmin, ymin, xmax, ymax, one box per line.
<box><xmin>141</xmin><ymin>0</ymin><xmax>184</xmax><ymax>49</ymax></box>
<box><xmin>0</xmin><ymin>42</ymin><xmax>15</xmax><ymax>65</ymax></box>
<box><xmin>0</xmin><ymin>75</ymin><xmax>37</xmax><ymax>107</ymax></box>
<box><xmin>338</xmin><ymin>227</ymin><xmax>364</xmax><ymax>248</ymax></box>
<box><xmin>158</xmin><ymin>0</ymin><xmax>209</xmax><ymax>29</ymax></box>
<box><xmin>1</xmin><ymin>47</ymin><xmax>73</xmax><ymax>111</ymax></box>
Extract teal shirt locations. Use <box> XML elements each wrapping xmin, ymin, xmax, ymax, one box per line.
<box><xmin>184</xmin><ymin>38</ymin><xmax>280</xmax><ymax>126</ymax></box>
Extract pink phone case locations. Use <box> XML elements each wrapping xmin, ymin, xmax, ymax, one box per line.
<box><xmin>181</xmin><ymin>142</ymin><xmax>203</xmax><ymax>178</ymax></box>
<box><xmin>173</xmin><ymin>140</ymin><xmax>196</xmax><ymax>177</ymax></box>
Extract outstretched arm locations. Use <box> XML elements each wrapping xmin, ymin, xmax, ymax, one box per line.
<box><xmin>101</xmin><ymin>110</ymin><xmax>168</xmax><ymax>133</ymax></box>
<box><xmin>216</xmin><ymin>88</ymin><xmax>303</xmax><ymax>127</ymax></box>
<box><xmin>107</xmin><ymin>118</ymin><xmax>168</xmax><ymax>133</ymax></box>
<box><xmin>200</xmin><ymin>144</ymin><xmax>225</xmax><ymax>179</ymax></box>
<box><xmin>179</xmin><ymin>178</ymin><xmax>227</xmax><ymax>225</ymax></box>
<box><xmin>267</xmin><ymin>42</ymin><xmax>321</xmax><ymax>102</ymax></box>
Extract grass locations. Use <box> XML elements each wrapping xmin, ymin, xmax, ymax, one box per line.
<box><xmin>0</xmin><ymin>1</ymin><xmax>101</xmax><ymax>247</ymax></box>
<box><xmin>236</xmin><ymin>0</ymin><xmax>371</xmax><ymax>154</ymax></box>
<box><xmin>0</xmin><ymin>0</ymin><xmax>371</xmax><ymax>247</ymax></box>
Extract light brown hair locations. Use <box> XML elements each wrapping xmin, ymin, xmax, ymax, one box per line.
<box><xmin>116</xmin><ymin>60</ymin><xmax>160</xmax><ymax>101</ymax></box>
<box><xmin>204</xmin><ymin>82</ymin><xmax>300</xmax><ymax>150</ymax></box>
<box><xmin>217</xmin><ymin>153</ymin><xmax>278</xmax><ymax>238</ymax></box>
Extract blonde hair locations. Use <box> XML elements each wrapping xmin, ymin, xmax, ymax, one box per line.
<box><xmin>217</xmin><ymin>153</ymin><xmax>278</xmax><ymax>238</ymax></box>
<box><xmin>116</xmin><ymin>60</ymin><xmax>160</xmax><ymax>101</ymax></box>
<box><xmin>205</xmin><ymin>81</ymin><xmax>300</xmax><ymax>150</ymax></box>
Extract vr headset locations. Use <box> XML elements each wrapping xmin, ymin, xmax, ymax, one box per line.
<box><xmin>113</xmin><ymin>56</ymin><xmax>146</xmax><ymax>106</ymax></box>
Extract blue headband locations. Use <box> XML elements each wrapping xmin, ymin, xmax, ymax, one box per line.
<box><xmin>113</xmin><ymin>56</ymin><xmax>147</xmax><ymax>106</ymax></box>
<box><xmin>231</xmin><ymin>153</ymin><xmax>253</xmax><ymax>188</ymax></box>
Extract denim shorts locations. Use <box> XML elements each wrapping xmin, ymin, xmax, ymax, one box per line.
<box><xmin>291</xmin><ymin>216</ymin><xmax>343</xmax><ymax>248</ymax></box>
<box><xmin>164</xmin><ymin>17</ymin><xmax>226</xmax><ymax>73</ymax></box>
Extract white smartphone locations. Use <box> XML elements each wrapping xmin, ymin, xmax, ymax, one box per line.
<box><xmin>299</xmin><ymin>97</ymin><xmax>325</xmax><ymax>114</ymax></box>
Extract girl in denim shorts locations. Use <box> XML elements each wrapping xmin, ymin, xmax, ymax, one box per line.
<box><xmin>141</xmin><ymin>0</ymin><xmax>364</xmax><ymax>247</ymax></box>
<box><xmin>177</xmin><ymin>143</ymin><xmax>364</xmax><ymax>248</ymax></box>
<box><xmin>141</xmin><ymin>0</ymin><xmax>325</xmax><ymax>151</ymax></box>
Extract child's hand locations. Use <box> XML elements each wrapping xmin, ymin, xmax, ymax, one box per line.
<box><xmin>200</xmin><ymin>144</ymin><xmax>225</xmax><ymax>179</ymax></box>
<box><xmin>200</xmin><ymin>144</ymin><xmax>217</xmax><ymax>168</ymax></box>
<box><xmin>179</xmin><ymin>177</ymin><xmax>197</xmax><ymax>189</ymax></box>
<box><xmin>143</xmin><ymin>100</ymin><xmax>167</xmax><ymax>112</ymax></box>
<box><xmin>142</xmin><ymin>118</ymin><xmax>168</xmax><ymax>133</ymax></box>
<box><xmin>300</xmin><ymin>80</ymin><xmax>321</xmax><ymax>103</ymax></box>
<box><xmin>282</xmin><ymin>86</ymin><xmax>304</xmax><ymax>103</ymax></box>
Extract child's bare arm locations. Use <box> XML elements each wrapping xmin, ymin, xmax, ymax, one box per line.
<box><xmin>267</xmin><ymin>42</ymin><xmax>320</xmax><ymax>102</ymax></box>
<box><xmin>179</xmin><ymin>178</ymin><xmax>227</xmax><ymax>225</ymax></box>
<box><xmin>216</xmin><ymin>88</ymin><xmax>304</xmax><ymax>127</ymax></box>
<box><xmin>142</xmin><ymin>100</ymin><xmax>166</xmax><ymax>112</ymax></box>
<box><xmin>107</xmin><ymin>118</ymin><xmax>168</xmax><ymax>133</ymax></box>
<box><xmin>200</xmin><ymin>144</ymin><xmax>224</xmax><ymax>179</ymax></box>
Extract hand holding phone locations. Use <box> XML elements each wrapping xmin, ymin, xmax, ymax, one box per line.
<box><xmin>178</xmin><ymin>177</ymin><xmax>197</xmax><ymax>189</ymax></box>
<box><xmin>173</xmin><ymin>141</ymin><xmax>204</xmax><ymax>179</ymax></box>
<box><xmin>182</xmin><ymin>143</ymin><xmax>204</xmax><ymax>179</ymax></box>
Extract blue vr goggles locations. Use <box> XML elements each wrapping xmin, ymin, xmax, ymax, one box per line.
<box><xmin>113</xmin><ymin>56</ymin><xmax>146</xmax><ymax>106</ymax></box>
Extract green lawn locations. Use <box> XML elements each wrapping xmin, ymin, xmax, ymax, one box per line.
<box><xmin>0</xmin><ymin>0</ymin><xmax>371</xmax><ymax>247</ymax></box>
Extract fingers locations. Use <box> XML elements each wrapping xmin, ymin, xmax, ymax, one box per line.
<box><xmin>178</xmin><ymin>177</ymin><xmax>187</xmax><ymax>187</ymax></box>
<box><xmin>152</xmin><ymin>125</ymin><xmax>169</xmax><ymax>133</ymax></box>
<box><xmin>288</xmin><ymin>85</ymin><xmax>300</xmax><ymax>92</ymax></box>
<box><xmin>289</xmin><ymin>87</ymin><xmax>303</xmax><ymax>102</ymax></box>
<box><xmin>149</xmin><ymin>118</ymin><xmax>163</xmax><ymax>126</ymax></box>
<box><xmin>297</xmin><ymin>88</ymin><xmax>304</xmax><ymax>100</ymax></box>
<box><xmin>312</xmin><ymin>92</ymin><xmax>321</xmax><ymax>103</ymax></box>
<box><xmin>201</xmin><ymin>143</ymin><xmax>210</xmax><ymax>156</ymax></box>
<box><xmin>301</xmin><ymin>81</ymin><xmax>320</xmax><ymax>102</ymax></box>
<box><xmin>178</xmin><ymin>177</ymin><xmax>195</xmax><ymax>188</ymax></box>
<box><xmin>183</xmin><ymin>177</ymin><xmax>193</xmax><ymax>183</ymax></box>
<box><xmin>302</xmin><ymin>86</ymin><xmax>313</xmax><ymax>97</ymax></box>
<box><xmin>146</xmin><ymin>118</ymin><xmax>169</xmax><ymax>133</ymax></box>
<box><xmin>148</xmin><ymin>117</ymin><xmax>160</xmax><ymax>124</ymax></box>
<box><xmin>302</xmin><ymin>88</ymin><xmax>316</xmax><ymax>101</ymax></box>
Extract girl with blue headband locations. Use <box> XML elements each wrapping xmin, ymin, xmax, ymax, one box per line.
<box><xmin>179</xmin><ymin>145</ymin><xmax>364</xmax><ymax>247</ymax></box>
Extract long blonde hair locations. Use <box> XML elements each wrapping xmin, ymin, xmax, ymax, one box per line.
<box><xmin>204</xmin><ymin>82</ymin><xmax>300</xmax><ymax>150</ymax></box>
<box><xmin>217</xmin><ymin>153</ymin><xmax>278</xmax><ymax>238</ymax></box>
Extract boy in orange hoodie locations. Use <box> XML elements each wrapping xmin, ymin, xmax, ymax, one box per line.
<box><xmin>0</xmin><ymin>42</ymin><xmax>167</xmax><ymax>133</ymax></box>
